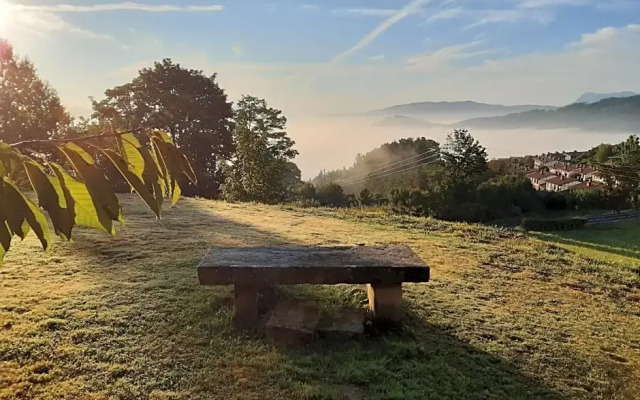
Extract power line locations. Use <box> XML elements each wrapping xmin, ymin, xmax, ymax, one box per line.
<box><xmin>339</xmin><ymin>153</ymin><xmax>441</xmax><ymax>186</ymax></box>
<box><xmin>341</xmin><ymin>155</ymin><xmax>442</xmax><ymax>186</ymax></box>
<box><xmin>336</xmin><ymin>147</ymin><xmax>440</xmax><ymax>184</ymax></box>
<box><xmin>340</xmin><ymin>153</ymin><xmax>440</xmax><ymax>186</ymax></box>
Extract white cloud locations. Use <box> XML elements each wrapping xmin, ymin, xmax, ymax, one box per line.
<box><xmin>184</xmin><ymin>23</ymin><xmax>640</xmax><ymax>115</ymax></box>
<box><xmin>423</xmin><ymin>5</ymin><xmax>555</xmax><ymax>27</ymax></box>
<box><xmin>596</xmin><ymin>0</ymin><xmax>640</xmax><ymax>10</ymax></box>
<box><xmin>466</xmin><ymin>9</ymin><xmax>554</xmax><ymax>28</ymax></box>
<box><xmin>368</xmin><ymin>55</ymin><xmax>386</xmax><ymax>61</ymax></box>
<box><xmin>10</xmin><ymin>3</ymin><xmax>224</xmax><ymax>12</ymax></box>
<box><xmin>4</xmin><ymin>8</ymin><xmax>112</xmax><ymax>39</ymax></box>
<box><xmin>427</xmin><ymin>7</ymin><xmax>465</xmax><ymax>21</ymax></box>
<box><xmin>404</xmin><ymin>40</ymin><xmax>504</xmax><ymax>71</ymax></box>
<box><xmin>2</xmin><ymin>2</ymin><xmax>223</xmax><ymax>41</ymax></box>
<box><xmin>330</xmin><ymin>0</ymin><xmax>431</xmax><ymax>65</ymax></box>
<box><xmin>232</xmin><ymin>45</ymin><xmax>243</xmax><ymax>56</ymax></box>
<box><xmin>519</xmin><ymin>0</ymin><xmax>591</xmax><ymax>8</ymax></box>
<box><xmin>332</xmin><ymin>8</ymin><xmax>399</xmax><ymax>17</ymax></box>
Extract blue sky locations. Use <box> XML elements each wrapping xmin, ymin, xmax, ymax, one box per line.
<box><xmin>1</xmin><ymin>0</ymin><xmax>640</xmax><ymax>117</ymax></box>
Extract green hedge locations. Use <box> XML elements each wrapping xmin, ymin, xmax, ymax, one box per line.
<box><xmin>521</xmin><ymin>217</ymin><xmax>588</xmax><ymax>231</ymax></box>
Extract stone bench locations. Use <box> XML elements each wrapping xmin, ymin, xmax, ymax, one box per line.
<box><xmin>197</xmin><ymin>245</ymin><xmax>430</xmax><ymax>329</ymax></box>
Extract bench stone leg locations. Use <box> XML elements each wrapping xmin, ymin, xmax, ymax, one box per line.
<box><xmin>367</xmin><ymin>283</ymin><xmax>402</xmax><ymax>325</ymax></box>
<box><xmin>234</xmin><ymin>284</ymin><xmax>259</xmax><ymax>330</ymax></box>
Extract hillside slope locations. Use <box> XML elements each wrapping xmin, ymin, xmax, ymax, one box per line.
<box><xmin>575</xmin><ymin>91</ymin><xmax>637</xmax><ymax>104</ymax></box>
<box><xmin>368</xmin><ymin>100</ymin><xmax>556</xmax><ymax>120</ymax></box>
<box><xmin>0</xmin><ymin>195</ymin><xmax>638</xmax><ymax>399</ymax></box>
<box><xmin>457</xmin><ymin>95</ymin><xmax>640</xmax><ymax>131</ymax></box>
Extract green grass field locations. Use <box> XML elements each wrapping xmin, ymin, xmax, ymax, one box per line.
<box><xmin>1</xmin><ymin>195</ymin><xmax>639</xmax><ymax>399</ymax></box>
<box><xmin>533</xmin><ymin>221</ymin><xmax>640</xmax><ymax>266</ymax></box>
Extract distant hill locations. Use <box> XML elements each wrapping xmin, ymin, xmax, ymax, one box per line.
<box><xmin>456</xmin><ymin>95</ymin><xmax>640</xmax><ymax>132</ymax></box>
<box><xmin>374</xmin><ymin>115</ymin><xmax>443</xmax><ymax>129</ymax></box>
<box><xmin>367</xmin><ymin>100</ymin><xmax>556</xmax><ymax>120</ymax></box>
<box><xmin>574</xmin><ymin>91</ymin><xmax>637</xmax><ymax>104</ymax></box>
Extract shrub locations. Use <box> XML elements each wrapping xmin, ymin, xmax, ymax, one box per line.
<box><xmin>540</xmin><ymin>191</ymin><xmax>568</xmax><ymax>210</ymax></box>
<box><xmin>521</xmin><ymin>217</ymin><xmax>588</xmax><ymax>231</ymax></box>
<box><xmin>316</xmin><ymin>183</ymin><xmax>347</xmax><ymax>207</ymax></box>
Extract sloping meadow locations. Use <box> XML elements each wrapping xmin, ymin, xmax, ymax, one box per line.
<box><xmin>0</xmin><ymin>196</ymin><xmax>638</xmax><ymax>399</ymax></box>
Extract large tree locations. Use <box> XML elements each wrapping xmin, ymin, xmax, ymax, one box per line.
<box><xmin>0</xmin><ymin>39</ymin><xmax>70</xmax><ymax>144</ymax></box>
<box><xmin>441</xmin><ymin>129</ymin><xmax>488</xmax><ymax>181</ymax></box>
<box><xmin>92</xmin><ymin>59</ymin><xmax>233</xmax><ymax>197</ymax></box>
<box><xmin>600</xmin><ymin>135</ymin><xmax>640</xmax><ymax>209</ymax></box>
<box><xmin>222</xmin><ymin>95</ymin><xmax>299</xmax><ymax>203</ymax></box>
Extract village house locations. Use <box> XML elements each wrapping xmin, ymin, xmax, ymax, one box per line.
<box><xmin>549</xmin><ymin>163</ymin><xmax>582</xmax><ymax>177</ymax></box>
<box><xmin>544</xmin><ymin>175</ymin><xmax>582</xmax><ymax>192</ymax></box>
<box><xmin>572</xmin><ymin>166</ymin><xmax>595</xmax><ymax>181</ymax></box>
<box><xmin>529</xmin><ymin>152</ymin><xmax>612</xmax><ymax>193</ymax></box>
<box><xmin>526</xmin><ymin>170</ymin><xmax>556</xmax><ymax>190</ymax></box>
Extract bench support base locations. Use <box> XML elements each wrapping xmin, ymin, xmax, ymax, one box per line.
<box><xmin>367</xmin><ymin>283</ymin><xmax>402</xmax><ymax>325</ymax></box>
<box><xmin>234</xmin><ymin>284</ymin><xmax>259</xmax><ymax>329</ymax></box>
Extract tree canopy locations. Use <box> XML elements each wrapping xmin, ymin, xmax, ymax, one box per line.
<box><xmin>222</xmin><ymin>95</ymin><xmax>299</xmax><ymax>203</ymax></box>
<box><xmin>0</xmin><ymin>39</ymin><xmax>70</xmax><ymax>144</ymax></box>
<box><xmin>92</xmin><ymin>59</ymin><xmax>234</xmax><ymax>197</ymax></box>
<box><xmin>313</xmin><ymin>137</ymin><xmax>441</xmax><ymax>195</ymax></box>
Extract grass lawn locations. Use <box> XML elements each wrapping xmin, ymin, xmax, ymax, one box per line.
<box><xmin>533</xmin><ymin>221</ymin><xmax>640</xmax><ymax>266</ymax></box>
<box><xmin>1</xmin><ymin>195</ymin><xmax>639</xmax><ymax>399</ymax></box>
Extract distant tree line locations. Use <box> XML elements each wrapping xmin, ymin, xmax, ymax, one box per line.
<box><xmin>303</xmin><ymin>131</ymin><xmax>640</xmax><ymax>223</ymax></box>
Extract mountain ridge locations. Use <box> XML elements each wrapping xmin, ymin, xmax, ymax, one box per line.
<box><xmin>453</xmin><ymin>95</ymin><xmax>640</xmax><ymax>132</ymax></box>
<box><xmin>574</xmin><ymin>91</ymin><xmax>637</xmax><ymax>104</ymax></box>
<box><xmin>368</xmin><ymin>100</ymin><xmax>557</xmax><ymax>120</ymax></box>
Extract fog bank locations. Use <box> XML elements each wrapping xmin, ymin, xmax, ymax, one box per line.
<box><xmin>287</xmin><ymin>116</ymin><xmax>633</xmax><ymax>180</ymax></box>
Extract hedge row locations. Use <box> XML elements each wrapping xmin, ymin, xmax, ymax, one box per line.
<box><xmin>521</xmin><ymin>217</ymin><xmax>588</xmax><ymax>231</ymax></box>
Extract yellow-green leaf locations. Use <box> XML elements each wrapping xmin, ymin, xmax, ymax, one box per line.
<box><xmin>60</xmin><ymin>143</ymin><xmax>123</xmax><ymax>224</ymax></box>
<box><xmin>139</xmin><ymin>144</ymin><xmax>165</xmax><ymax>210</ymax></box>
<box><xmin>116</xmin><ymin>133</ymin><xmax>145</xmax><ymax>179</ymax></box>
<box><xmin>151</xmin><ymin>130</ymin><xmax>196</xmax><ymax>184</ymax></box>
<box><xmin>63</xmin><ymin>142</ymin><xmax>94</xmax><ymax>164</ymax></box>
<box><xmin>152</xmin><ymin>129</ymin><xmax>174</xmax><ymax>144</ymax></box>
<box><xmin>151</xmin><ymin>137</ymin><xmax>173</xmax><ymax>200</ymax></box>
<box><xmin>101</xmin><ymin>148</ymin><xmax>161</xmax><ymax>218</ymax></box>
<box><xmin>172</xmin><ymin>179</ymin><xmax>181</xmax><ymax>206</ymax></box>
<box><xmin>151</xmin><ymin>137</ymin><xmax>182</xmax><ymax>205</ymax></box>
<box><xmin>24</xmin><ymin>160</ymin><xmax>74</xmax><ymax>240</ymax></box>
<box><xmin>3</xmin><ymin>178</ymin><xmax>51</xmax><ymax>251</ymax></box>
<box><xmin>0</xmin><ymin>220</ymin><xmax>11</xmax><ymax>262</ymax></box>
<box><xmin>49</xmin><ymin>162</ymin><xmax>114</xmax><ymax>235</ymax></box>
<box><xmin>178</xmin><ymin>153</ymin><xmax>197</xmax><ymax>184</ymax></box>
<box><xmin>1</xmin><ymin>179</ymin><xmax>31</xmax><ymax>240</ymax></box>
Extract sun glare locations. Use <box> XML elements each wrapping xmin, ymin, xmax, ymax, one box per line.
<box><xmin>0</xmin><ymin>1</ymin><xmax>10</xmax><ymax>32</ymax></box>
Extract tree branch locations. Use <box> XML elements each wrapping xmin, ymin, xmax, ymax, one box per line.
<box><xmin>9</xmin><ymin>127</ymin><xmax>146</xmax><ymax>148</ymax></box>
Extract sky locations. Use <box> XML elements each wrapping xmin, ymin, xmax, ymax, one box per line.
<box><xmin>0</xmin><ymin>0</ymin><xmax>639</xmax><ymax>175</ymax></box>
<box><xmin>1</xmin><ymin>0</ymin><xmax>639</xmax><ymax>116</ymax></box>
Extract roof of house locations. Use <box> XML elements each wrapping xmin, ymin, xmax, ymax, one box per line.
<box><xmin>546</xmin><ymin>176</ymin><xmax>579</xmax><ymax>186</ymax></box>
<box><xmin>527</xmin><ymin>171</ymin><xmax>555</xmax><ymax>179</ymax></box>
<box><xmin>575</xmin><ymin>166</ymin><xmax>595</xmax><ymax>174</ymax></box>
<box><xmin>553</xmin><ymin>164</ymin><xmax>581</xmax><ymax>172</ymax></box>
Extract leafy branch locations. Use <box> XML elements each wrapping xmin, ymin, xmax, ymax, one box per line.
<box><xmin>0</xmin><ymin>129</ymin><xmax>196</xmax><ymax>262</ymax></box>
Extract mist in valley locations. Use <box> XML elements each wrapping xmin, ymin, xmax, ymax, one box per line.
<box><xmin>288</xmin><ymin>115</ymin><xmax>633</xmax><ymax>180</ymax></box>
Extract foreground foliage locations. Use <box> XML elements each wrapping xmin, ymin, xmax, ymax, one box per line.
<box><xmin>0</xmin><ymin>130</ymin><xmax>195</xmax><ymax>262</ymax></box>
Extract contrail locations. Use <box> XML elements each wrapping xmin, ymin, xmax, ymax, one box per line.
<box><xmin>329</xmin><ymin>0</ymin><xmax>430</xmax><ymax>65</ymax></box>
